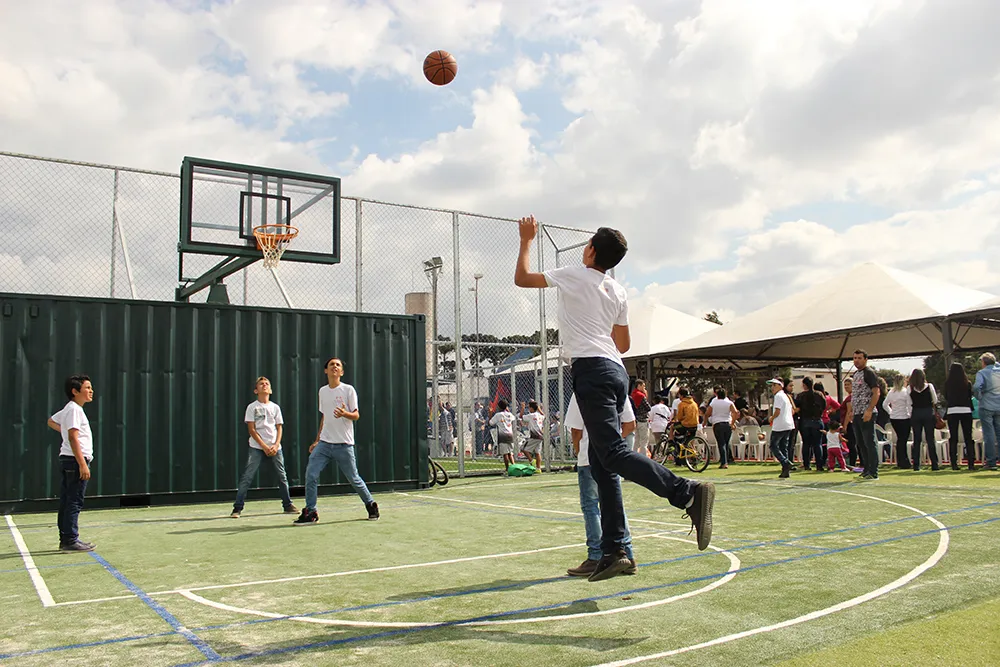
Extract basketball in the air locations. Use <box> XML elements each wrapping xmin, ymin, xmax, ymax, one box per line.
<box><xmin>423</xmin><ymin>50</ymin><xmax>458</xmax><ymax>86</ymax></box>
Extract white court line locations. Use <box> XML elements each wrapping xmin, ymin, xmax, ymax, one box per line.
<box><xmin>181</xmin><ymin>534</ymin><xmax>741</xmax><ymax>629</ymax></box>
<box><xmin>396</xmin><ymin>492</ymin><xmax>690</xmax><ymax>527</ymax></box>
<box><xmin>588</xmin><ymin>490</ymin><xmax>951</xmax><ymax>667</ymax></box>
<box><xmin>53</xmin><ymin>540</ymin><xmax>599</xmax><ymax>606</ymax></box>
<box><xmin>5</xmin><ymin>515</ymin><xmax>55</xmax><ymax>607</ymax></box>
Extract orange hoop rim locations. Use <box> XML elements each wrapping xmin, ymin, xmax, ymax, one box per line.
<box><xmin>253</xmin><ymin>224</ymin><xmax>299</xmax><ymax>243</ymax></box>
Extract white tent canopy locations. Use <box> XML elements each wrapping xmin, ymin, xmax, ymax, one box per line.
<box><xmin>655</xmin><ymin>262</ymin><xmax>1000</xmax><ymax>367</ymax></box>
<box><xmin>623</xmin><ymin>303</ymin><xmax>719</xmax><ymax>360</ymax></box>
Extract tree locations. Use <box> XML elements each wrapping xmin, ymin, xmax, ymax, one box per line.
<box><xmin>872</xmin><ymin>367</ymin><xmax>904</xmax><ymax>389</ymax></box>
<box><xmin>922</xmin><ymin>353</ymin><xmax>980</xmax><ymax>391</ymax></box>
<box><xmin>704</xmin><ymin>311</ymin><xmax>723</xmax><ymax>325</ymax></box>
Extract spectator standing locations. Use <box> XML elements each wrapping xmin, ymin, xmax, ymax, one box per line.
<box><xmin>973</xmin><ymin>352</ymin><xmax>1000</xmax><ymax>470</ymax></box>
<box><xmin>944</xmin><ymin>362</ymin><xmax>975</xmax><ymax>470</ymax></box>
<box><xmin>884</xmin><ymin>376</ymin><xmax>913</xmax><ymax>469</ymax></box>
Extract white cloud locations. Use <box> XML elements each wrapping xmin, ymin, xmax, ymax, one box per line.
<box><xmin>1</xmin><ymin>0</ymin><xmax>1000</xmax><ymax>352</ymax></box>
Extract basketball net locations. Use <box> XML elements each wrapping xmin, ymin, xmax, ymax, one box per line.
<box><xmin>253</xmin><ymin>224</ymin><xmax>299</xmax><ymax>270</ymax></box>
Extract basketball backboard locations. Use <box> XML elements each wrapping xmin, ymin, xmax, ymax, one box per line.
<box><xmin>179</xmin><ymin>156</ymin><xmax>341</xmax><ymax>265</ymax></box>
<box><xmin>176</xmin><ymin>157</ymin><xmax>341</xmax><ymax>301</ymax></box>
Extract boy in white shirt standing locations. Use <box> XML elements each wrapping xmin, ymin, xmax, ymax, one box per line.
<box><xmin>46</xmin><ymin>375</ymin><xmax>96</xmax><ymax>552</ymax></box>
<box><xmin>490</xmin><ymin>400</ymin><xmax>518</xmax><ymax>470</ymax></box>
<box><xmin>565</xmin><ymin>393</ymin><xmax>638</xmax><ymax>580</ymax></box>
<box><xmin>231</xmin><ymin>377</ymin><xmax>298</xmax><ymax>518</ymax></box>
<box><xmin>294</xmin><ymin>357</ymin><xmax>379</xmax><ymax>525</ymax></box>
<box><xmin>521</xmin><ymin>400</ymin><xmax>545</xmax><ymax>470</ymax></box>
<box><xmin>515</xmin><ymin>216</ymin><xmax>715</xmax><ymax>582</ymax></box>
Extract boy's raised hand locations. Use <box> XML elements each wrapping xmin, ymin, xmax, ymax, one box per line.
<box><xmin>518</xmin><ymin>215</ymin><xmax>538</xmax><ymax>243</ymax></box>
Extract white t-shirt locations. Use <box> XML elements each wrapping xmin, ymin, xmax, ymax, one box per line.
<box><xmin>490</xmin><ymin>411</ymin><xmax>516</xmax><ymax>437</ymax></box>
<box><xmin>771</xmin><ymin>391</ymin><xmax>795</xmax><ymax>431</ymax></box>
<box><xmin>883</xmin><ymin>389</ymin><xmax>912</xmax><ymax>420</ymax></box>
<box><xmin>649</xmin><ymin>404</ymin><xmax>671</xmax><ymax>431</ymax></box>
<box><xmin>52</xmin><ymin>401</ymin><xmax>93</xmax><ymax>460</ymax></box>
<box><xmin>522</xmin><ymin>412</ymin><xmax>545</xmax><ymax>439</ymax></box>
<box><xmin>565</xmin><ymin>394</ymin><xmax>635</xmax><ymax>467</ymax></box>
<box><xmin>245</xmin><ymin>400</ymin><xmax>284</xmax><ymax>449</ymax></box>
<box><xmin>708</xmin><ymin>397</ymin><xmax>735</xmax><ymax>425</ymax></box>
<box><xmin>826</xmin><ymin>431</ymin><xmax>843</xmax><ymax>449</ymax></box>
<box><xmin>542</xmin><ymin>265</ymin><xmax>629</xmax><ymax>366</ymax></box>
<box><xmin>319</xmin><ymin>383</ymin><xmax>359</xmax><ymax>445</ymax></box>
<box><xmin>671</xmin><ymin>398</ymin><xmax>681</xmax><ymax>413</ymax></box>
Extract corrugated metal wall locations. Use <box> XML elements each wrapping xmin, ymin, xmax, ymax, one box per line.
<box><xmin>0</xmin><ymin>293</ymin><xmax>428</xmax><ymax>505</ymax></box>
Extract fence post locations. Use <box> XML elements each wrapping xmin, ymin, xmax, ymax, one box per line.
<box><xmin>356</xmin><ymin>199</ymin><xmax>363</xmax><ymax>312</ymax></box>
<box><xmin>538</xmin><ymin>222</ymin><xmax>550</xmax><ymax>472</ymax></box>
<box><xmin>110</xmin><ymin>169</ymin><xmax>118</xmax><ymax>297</ymax></box>
<box><xmin>452</xmin><ymin>211</ymin><xmax>465</xmax><ymax>477</ymax></box>
<box><xmin>555</xmin><ymin>247</ymin><xmax>566</xmax><ymax>461</ymax></box>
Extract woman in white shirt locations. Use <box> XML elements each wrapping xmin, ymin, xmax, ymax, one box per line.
<box><xmin>883</xmin><ymin>376</ymin><xmax>913</xmax><ymax>469</ymax></box>
<box><xmin>705</xmin><ymin>388</ymin><xmax>740</xmax><ymax>469</ymax></box>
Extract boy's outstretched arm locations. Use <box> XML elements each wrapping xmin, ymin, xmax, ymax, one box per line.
<box><xmin>612</xmin><ymin>325</ymin><xmax>631</xmax><ymax>354</ymax></box>
<box><xmin>514</xmin><ymin>215</ymin><xmax>548</xmax><ymax>288</ymax></box>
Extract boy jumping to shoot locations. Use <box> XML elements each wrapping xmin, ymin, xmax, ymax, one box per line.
<box><xmin>514</xmin><ymin>216</ymin><xmax>715</xmax><ymax>581</ymax></box>
<box><xmin>231</xmin><ymin>377</ymin><xmax>298</xmax><ymax>518</ymax></box>
<box><xmin>294</xmin><ymin>358</ymin><xmax>379</xmax><ymax>525</ymax></box>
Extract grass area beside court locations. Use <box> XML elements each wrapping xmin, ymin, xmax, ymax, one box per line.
<box><xmin>1</xmin><ymin>464</ymin><xmax>998</xmax><ymax>666</ymax></box>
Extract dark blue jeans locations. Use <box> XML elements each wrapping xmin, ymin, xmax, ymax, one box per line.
<box><xmin>571</xmin><ymin>357</ymin><xmax>695</xmax><ymax>555</ymax></box>
<box><xmin>799</xmin><ymin>419</ymin><xmax>825</xmax><ymax>469</ymax></box>
<box><xmin>852</xmin><ymin>416</ymin><xmax>879</xmax><ymax>477</ymax></box>
<box><xmin>58</xmin><ymin>456</ymin><xmax>89</xmax><ymax>545</ymax></box>
<box><xmin>233</xmin><ymin>448</ymin><xmax>294</xmax><ymax>512</ymax></box>
<box><xmin>770</xmin><ymin>429</ymin><xmax>794</xmax><ymax>466</ymax></box>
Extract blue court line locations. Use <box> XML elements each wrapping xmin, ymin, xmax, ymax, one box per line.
<box><xmin>4</xmin><ymin>505</ymin><xmax>995</xmax><ymax>664</ymax></box>
<box><xmin>89</xmin><ymin>552</ymin><xmax>222</xmax><ymax>662</ymax></box>
<box><xmin>0</xmin><ymin>561</ymin><xmax>99</xmax><ymax>574</ymax></box>
<box><xmin>170</xmin><ymin>516</ymin><xmax>1000</xmax><ymax>666</ymax></box>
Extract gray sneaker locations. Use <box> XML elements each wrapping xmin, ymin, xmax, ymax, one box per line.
<box><xmin>684</xmin><ymin>482</ymin><xmax>716</xmax><ymax>551</ymax></box>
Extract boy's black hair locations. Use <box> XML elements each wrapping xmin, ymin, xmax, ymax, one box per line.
<box><xmin>527</xmin><ymin>400</ymin><xmax>538</xmax><ymax>411</ymax></box>
<box><xmin>678</xmin><ymin>387</ymin><xmax>690</xmax><ymax>398</ymax></box>
<box><xmin>829</xmin><ymin>420</ymin><xmax>841</xmax><ymax>431</ymax></box>
<box><xmin>716</xmin><ymin>388</ymin><xmax>727</xmax><ymax>399</ymax></box>
<box><xmin>325</xmin><ymin>357</ymin><xmax>342</xmax><ymax>368</ymax></box>
<box><xmin>590</xmin><ymin>227</ymin><xmax>628</xmax><ymax>271</ymax></box>
<box><xmin>497</xmin><ymin>399</ymin><xmax>508</xmax><ymax>411</ymax></box>
<box><xmin>65</xmin><ymin>374</ymin><xmax>90</xmax><ymax>400</ymax></box>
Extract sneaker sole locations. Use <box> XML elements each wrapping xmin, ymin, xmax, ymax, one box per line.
<box><xmin>293</xmin><ymin>521</ymin><xmax>318</xmax><ymax>526</ymax></box>
<box><xmin>694</xmin><ymin>482</ymin><xmax>716</xmax><ymax>551</ymax></box>
<box><xmin>567</xmin><ymin>569</ymin><xmax>596</xmax><ymax>577</ymax></box>
<box><xmin>588</xmin><ymin>558</ymin><xmax>632</xmax><ymax>582</ymax></box>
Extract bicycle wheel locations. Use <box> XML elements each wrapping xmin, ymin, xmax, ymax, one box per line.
<box><xmin>431</xmin><ymin>458</ymin><xmax>450</xmax><ymax>486</ymax></box>
<box><xmin>428</xmin><ymin>459</ymin><xmax>438</xmax><ymax>487</ymax></box>
<box><xmin>651</xmin><ymin>440</ymin><xmax>671</xmax><ymax>466</ymax></box>
<box><xmin>683</xmin><ymin>436</ymin><xmax>710</xmax><ymax>473</ymax></box>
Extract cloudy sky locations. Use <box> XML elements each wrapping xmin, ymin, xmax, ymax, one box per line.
<box><xmin>2</xmin><ymin>0</ymin><xmax>999</xmax><ymax>368</ymax></box>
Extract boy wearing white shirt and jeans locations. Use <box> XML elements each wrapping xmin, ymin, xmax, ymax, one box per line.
<box><xmin>47</xmin><ymin>375</ymin><xmax>97</xmax><ymax>552</ymax></box>
<box><xmin>231</xmin><ymin>377</ymin><xmax>298</xmax><ymax>518</ymax></box>
<box><xmin>515</xmin><ymin>216</ymin><xmax>715</xmax><ymax>582</ymax></box>
<box><xmin>295</xmin><ymin>358</ymin><xmax>379</xmax><ymax>525</ymax></box>
<box><xmin>565</xmin><ymin>393</ymin><xmax>637</xmax><ymax>579</ymax></box>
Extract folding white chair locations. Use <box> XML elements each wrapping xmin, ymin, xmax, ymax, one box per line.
<box><xmin>741</xmin><ymin>425</ymin><xmax>765</xmax><ymax>460</ymax></box>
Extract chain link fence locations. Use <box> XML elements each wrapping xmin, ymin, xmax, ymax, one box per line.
<box><xmin>0</xmin><ymin>151</ymin><xmax>595</xmax><ymax>476</ymax></box>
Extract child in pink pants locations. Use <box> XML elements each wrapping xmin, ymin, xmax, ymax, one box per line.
<box><xmin>826</xmin><ymin>421</ymin><xmax>850</xmax><ymax>471</ymax></box>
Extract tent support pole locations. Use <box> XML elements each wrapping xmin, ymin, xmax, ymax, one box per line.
<box><xmin>835</xmin><ymin>362</ymin><xmax>843</xmax><ymax>403</ymax></box>
<box><xmin>942</xmin><ymin>319</ymin><xmax>955</xmax><ymax>369</ymax></box>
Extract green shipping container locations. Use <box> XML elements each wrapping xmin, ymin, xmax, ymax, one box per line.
<box><xmin>0</xmin><ymin>293</ymin><xmax>428</xmax><ymax>511</ymax></box>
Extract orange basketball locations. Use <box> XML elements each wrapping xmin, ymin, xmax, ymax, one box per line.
<box><xmin>423</xmin><ymin>50</ymin><xmax>458</xmax><ymax>86</ymax></box>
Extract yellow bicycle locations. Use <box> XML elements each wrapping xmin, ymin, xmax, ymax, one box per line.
<box><xmin>650</xmin><ymin>427</ymin><xmax>710</xmax><ymax>473</ymax></box>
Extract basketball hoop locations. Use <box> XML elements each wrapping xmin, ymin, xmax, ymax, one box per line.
<box><xmin>253</xmin><ymin>224</ymin><xmax>299</xmax><ymax>269</ymax></box>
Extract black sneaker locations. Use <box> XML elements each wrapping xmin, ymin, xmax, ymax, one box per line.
<box><xmin>366</xmin><ymin>501</ymin><xmax>380</xmax><ymax>521</ymax></box>
<box><xmin>683</xmin><ymin>481</ymin><xmax>716</xmax><ymax>551</ymax></box>
<box><xmin>778</xmin><ymin>464</ymin><xmax>790</xmax><ymax>479</ymax></box>
<box><xmin>588</xmin><ymin>549</ymin><xmax>632</xmax><ymax>582</ymax></box>
<box><xmin>623</xmin><ymin>558</ymin><xmax>638</xmax><ymax>575</ymax></box>
<box><xmin>293</xmin><ymin>508</ymin><xmax>318</xmax><ymax>526</ymax></box>
<box><xmin>59</xmin><ymin>541</ymin><xmax>95</xmax><ymax>552</ymax></box>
